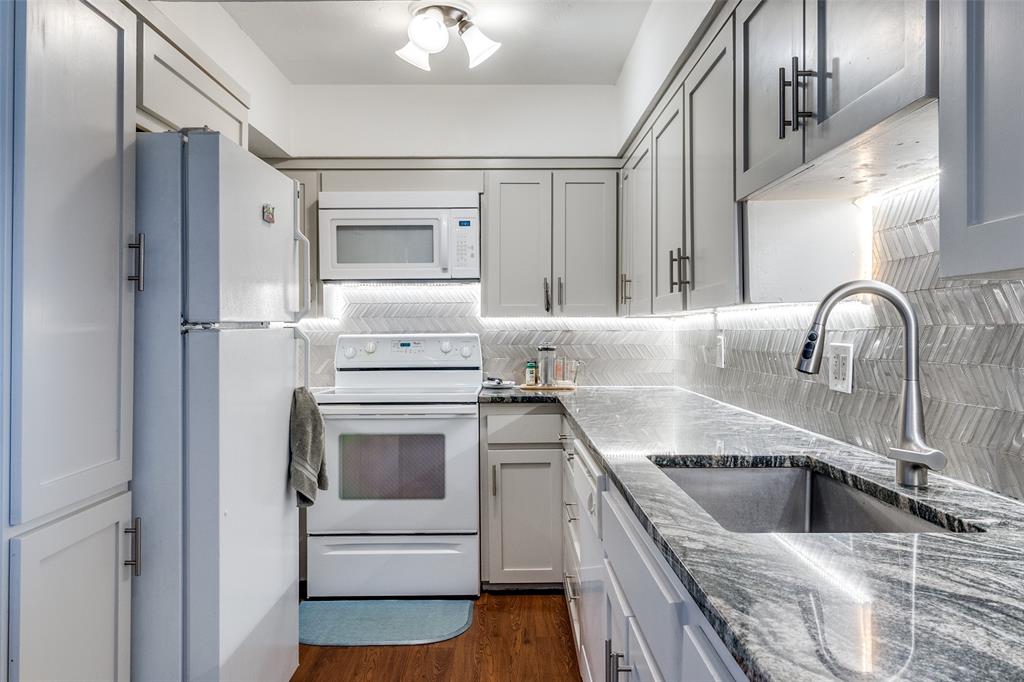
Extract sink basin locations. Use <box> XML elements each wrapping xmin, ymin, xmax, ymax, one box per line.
<box><xmin>659</xmin><ymin>466</ymin><xmax>962</xmax><ymax>533</ymax></box>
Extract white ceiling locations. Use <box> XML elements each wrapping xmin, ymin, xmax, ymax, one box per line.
<box><xmin>218</xmin><ymin>0</ymin><xmax>653</xmax><ymax>85</ymax></box>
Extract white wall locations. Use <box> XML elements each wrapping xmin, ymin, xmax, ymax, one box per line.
<box><xmin>289</xmin><ymin>84</ymin><xmax>619</xmax><ymax>157</ymax></box>
<box><xmin>614</xmin><ymin>0</ymin><xmax>715</xmax><ymax>145</ymax></box>
<box><xmin>154</xmin><ymin>1</ymin><xmax>295</xmax><ymax>154</ymax></box>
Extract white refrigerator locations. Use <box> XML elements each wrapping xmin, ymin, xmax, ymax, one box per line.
<box><xmin>132</xmin><ymin>131</ymin><xmax>309</xmax><ymax>682</ymax></box>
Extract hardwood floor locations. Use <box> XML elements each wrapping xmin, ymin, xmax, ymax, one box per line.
<box><xmin>291</xmin><ymin>593</ymin><xmax>580</xmax><ymax>682</ymax></box>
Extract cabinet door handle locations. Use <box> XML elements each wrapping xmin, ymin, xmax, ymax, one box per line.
<box><xmin>668</xmin><ymin>249</ymin><xmax>678</xmax><ymax>293</ymax></box>
<box><xmin>557</xmin><ymin>276</ymin><xmax>565</xmax><ymax>307</ymax></box>
<box><xmin>610</xmin><ymin>651</ymin><xmax>631</xmax><ymax>680</ymax></box>
<box><xmin>543</xmin><ymin>277</ymin><xmax>551</xmax><ymax>313</ymax></box>
<box><xmin>678</xmin><ymin>248</ymin><xmax>691</xmax><ymax>290</ymax></box>
<box><xmin>790</xmin><ymin>56</ymin><xmax>816</xmax><ymax>131</ymax></box>
<box><xmin>124</xmin><ymin>516</ymin><xmax>142</xmax><ymax>577</ymax></box>
<box><xmin>620</xmin><ymin>274</ymin><xmax>632</xmax><ymax>302</ymax></box>
<box><xmin>128</xmin><ymin>233</ymin><xmax>145</xmax><ymax>293</ymax></box>
<box><xmin>564</xmin><ymin>573</ymin><xmax>580</xmax><ymax>601</ymax></box>
<box><xmin>491</xmin><ymin>465</ymin><xmax>498</xmax><ymax>496</ymax></box>
<box><xmin>778</xmin><ymin>66</ymin><xmax>792</xmax><ymax>139</ymax></box>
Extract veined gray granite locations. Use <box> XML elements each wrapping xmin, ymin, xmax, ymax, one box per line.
<box><xmin>511</xmin><ymin>386</ymin><xmax>1024</xmax><ymax>682</ymax></box>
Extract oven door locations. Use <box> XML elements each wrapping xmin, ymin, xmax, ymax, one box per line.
<box><xmin>308</xmin><ymin>403</ymin><xmax>478</xmax><ymax>534</ymax></box>
<box><xmin>318</xmin><ymin>208</ymin><xmax>451</xmax><ymax>280</ymax></box>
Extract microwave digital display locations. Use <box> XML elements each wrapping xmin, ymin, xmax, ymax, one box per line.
<box><xmin>458</xmin><ymin>220</ymin><xmax>472</xmax><ymax>227</ymax></box>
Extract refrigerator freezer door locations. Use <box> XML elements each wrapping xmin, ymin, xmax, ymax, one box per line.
<box><xmin>185</xmin><ymin>132</ymin><xmax>301</xmax><ymax>324</ymax></box>
<box><xmin>185</xmin><ymin>327</ymin><xmax>299</xmax><ymax>682</ymax></box>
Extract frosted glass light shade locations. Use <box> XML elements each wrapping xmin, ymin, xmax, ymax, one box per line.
<box><xmin>395</xmin><ymin>41</ymin><xmax>431</xmax><ymax>71</ymax></box>
<box><xmin>460</xmin><ymin>22</ymin><xmax>501</xmax><ymax>68</ymax></box>
<box><xmin>408</xmin><ymin>7</ymin><xmax>450</xmax><ymax>54</ymax></box>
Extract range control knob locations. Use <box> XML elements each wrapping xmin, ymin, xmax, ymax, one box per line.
<box><xmin>460</xmin><ymin>345</ymin><xmax>473</xmax><ymax>358</ymax></box>
<box><xmin>440</xmin><ymin>341</ymin><xmax>453</xmax><ymax>354</ymax></box>
<box><xmin>343</xmin><ymin>346</ymin><xmax>357</xmax><ymax>359</ymax></box>
<box><xmin>364</xmin><ymin>341</ymin><xmax>377</xmax><ymax>354</ymax></box>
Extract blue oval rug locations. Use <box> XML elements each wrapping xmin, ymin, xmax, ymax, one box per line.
<box><xmin>299</xmin><ymin>599</ymin><xmax>474</xmax><ymax>646</ymax></box>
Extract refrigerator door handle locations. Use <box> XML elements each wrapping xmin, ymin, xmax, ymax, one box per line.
<box><xmin>294</xmin><ymin>327</ymin><xmax>311</xmax><ymax>388</ymax></box>
<box><xmin>293</xmin><ymin>181</ymin><xmax>311</xmax><ymax>321</ymax></box>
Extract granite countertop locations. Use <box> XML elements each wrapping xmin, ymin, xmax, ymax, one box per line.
<box><xmin>481</xmin><ymin>386</ymin><xmax>1024</xmax><ymax>681</ymax></box>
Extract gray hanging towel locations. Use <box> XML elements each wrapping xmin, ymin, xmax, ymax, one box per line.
<box><xmin>289</xmin><ymin>387</ymin><xmax>327</xmax><ymax>507</ymax></box>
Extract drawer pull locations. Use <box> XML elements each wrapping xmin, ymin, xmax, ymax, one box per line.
<box><xmin>564</xmin><ymin>573</ymin><xmax>580</xmax><ymax>602</ymax></box>
<box><xmin>564</xmin><ymin>502</ymin><xmax>578</xmax><ymax>523</ymax></box>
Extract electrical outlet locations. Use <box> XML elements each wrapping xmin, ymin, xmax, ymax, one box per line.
<box><xmin>715</xmin><ymin>334</ymin><xmax>726</xmax><ymax>369</ymax></box>
<box><xmin>828</xmin><ymin>342</ymin><xmax>854</xmax><ymax>393</ymax></box>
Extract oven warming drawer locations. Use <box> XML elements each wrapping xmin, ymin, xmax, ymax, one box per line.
<box><xmin>307</xmin><ymin>534</ymin><xmax>480</xmax><ymax>597</ymax></box>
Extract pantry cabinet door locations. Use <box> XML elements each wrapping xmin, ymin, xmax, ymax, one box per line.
<box><xmin>651</xmin><ymin>92</ymin><xmax>686</xmax><ymax>315</ymax></box>
<box><xmin>486</xmin><ymin>449</ymin><xmax>563</xmax><ymax>583</ymax></box>
<box><xmin>483</xmin><ymin>171</ymin><xmax>553</xmax><ymax>316</ymax></box>
<box><xmin>685</xmin><ymin>23</ymin><xmax>742</xmax><ymax>310</ymax></box>
<box><xmin>10</xmin><ymin>0</ymin><xmax>136</xmax><ymax>524</ymax></box>
<box><xmin>553</xmin><ymin>171</ymin><xmax>618</xmax><ymax>317</ymax></box>
<box><xmin>9</xmin><ymin>492</ymin><xmax>133</xmax><ymax>682</ymax></box>
<box><xmin>621</xmin><ymin>136</ymin><xmax>653</xmax><ymax>316</ymax></box>
<box><xmin>804</xmin><ymin>0</ymin><xmax>937</xmax><ymax>161</ymax></box>
<box><xmin>734</xmin><ymin>0</ymin><xmax>804</xmax><ymax>199</ymax></box>
<box><xmin>939</xmin><ymin>0</ymin><xmax>1024</xmax><ymax>279</ymax></box>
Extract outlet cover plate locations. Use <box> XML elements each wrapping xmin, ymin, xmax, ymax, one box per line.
<box><xmin>829</xmin><ymin>342</ymin><xmax>854</xmax><ymax>393</ymax></box>
<box><xmin>715</xmin><ymin>334</ymin><xmax>726</xmax><ymax>369</ymax></box>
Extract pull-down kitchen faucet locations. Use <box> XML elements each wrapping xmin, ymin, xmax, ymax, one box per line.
<box><xmin>796</xmin><ymin>280</ymin><xmax>946</xmax><ymax>488</ymax></box>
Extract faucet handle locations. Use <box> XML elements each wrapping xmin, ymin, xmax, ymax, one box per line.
<box><xmin>887</xmin><ymin>445</ymin><xmax>947</xmax><ymax>471</ymax></box>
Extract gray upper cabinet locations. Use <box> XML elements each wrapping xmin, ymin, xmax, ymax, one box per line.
<box><xmin>483</xmin><ymin>170</ymin><xmax>553</xmax><ymax>316</ymax></box>
<box><xmin>553</xmin><ymin>171</ymin><xmax>618</xmax><ymax>317</ymax></box>
<box><xmin>939</xmin><ymin>0</ymin><xmax>1024</xmax><ymax>279</ymax></box>
<box><xmin>734</xmin><ymin>0</ymin><xmax>804</xmax><ymax>200</ymax></box>
<box><xmin>803</xmin><ymin>0</ymin><xmax>937</xmax><ymax>161</ymax></box>
<box><xmin>686</xmin><ymin>22</ymin><xmax>742</xmax><ymax>310</ymax></box>
<box><xmin>619</xmin><ymin>135</ymin><xmax>654</xmax><ymax>316</ymax></box>
<box><xmin>651</xmin><ymin>92</ymin><xmax>686</xmax><ymax>314</ymax></box>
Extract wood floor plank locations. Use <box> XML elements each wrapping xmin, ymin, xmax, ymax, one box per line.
<box><xmin>291</xmin><ymin>593</ymin><xmax>580</xmax><ymax>682</ymax></box>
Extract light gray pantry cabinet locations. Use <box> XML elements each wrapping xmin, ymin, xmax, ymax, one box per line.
<box><xmin>651</xmin><ymin>92</ymin><xmax>686</xmax><ymax>314</ymax></box>
<box><xmin>939</xmin><ymin>0</ymin><xmax>1024</xmax><ymax>279</ymax></box>
<box><xmin>480</xmin><ymin>406</ymin><xmax>564</xmax><ymax>585</ymax></box>
<box><xmin>483</xmin><ymin>170</ymin><xmax>617</xmax><ymax>317</ymax></box>
<box><xmin>4</xmin><ymin>0</ymin><xmax>138</xmax><ymax>677</ymax></box>
<box><xmin>618</xmin><ymin>134</ymin><xmax>654</xmax><ymax>316</ymax></box>
<box><xmin>735</xmin><ymin>0</ymin><xmax>937</xmax><ymax>199</ymax></box>
<box><xmin>684</xmin><ymin>22</ymin><xmax>742</xmax><ymax>310</ymax></box>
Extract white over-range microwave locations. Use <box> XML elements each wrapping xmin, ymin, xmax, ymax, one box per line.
<box><xmin>318</xmin><ymin>191</ymin><xmax>480</xmax><ymax>280</ymax></box>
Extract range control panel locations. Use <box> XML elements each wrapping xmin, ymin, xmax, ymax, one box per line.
<box><xmin>335</xmin><ymin>333</ymin><xmax>482</xmax><ymax>368</ymax></box>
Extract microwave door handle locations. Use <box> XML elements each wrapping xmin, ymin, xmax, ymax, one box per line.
<box><xmin>439</xmin><ymin>215</ymin><xmax>450</xmax><ymax>275</ymax></box>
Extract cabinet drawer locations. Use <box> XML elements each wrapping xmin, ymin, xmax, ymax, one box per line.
<box><xmin>138</xmin><ymin>25</ymin><xmax>247</xmax><ymax>145</ymax></box>
<box><xmin>628</xmin><ymin>617</ymin><xmax>665</xmax><ymax>682</ymax></box>
<box><xmin>564</xmin><ymin>495</ymin><xmax>582</xmax><ymax>570</ymax></box>
<box><xmin>682</xmin><ymin>625</ymin><xmax>735</xmax><ymax>682</ymax></box>
<box><xmin>486</xmin><ymin>412</ymin><xmax>562</xmax><ymax>444</ymax></box>
<box><xmin>602</xmin><ymin>490</ymin><xmax>687</xmax><ymax>682</ymax></box>
<box><xmin>571</xmin><ymin>439</ymin><xmax>603</xmax><ymax>532</ymax></box>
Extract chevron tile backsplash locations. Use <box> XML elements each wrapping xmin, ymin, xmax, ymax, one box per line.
<box><xmin>300</xmin><ymin>282</ymin><xmax>676</xmax><ymax>388</ymax></box>
<box><xmin>676</xmin><ymin>177</ymin><xmax>1024</xmax><ymax>500</ymax></box>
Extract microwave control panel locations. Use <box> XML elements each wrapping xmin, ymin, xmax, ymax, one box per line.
<box><xmin>450</xmin><ymin>209</ymin><xmax>480</xmax><ymax>279</ymax></box>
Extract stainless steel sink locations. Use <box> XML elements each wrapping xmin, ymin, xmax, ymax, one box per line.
<box><xmin>659</xmin><ymin>466</ymin><xmax>955</xmax><ymax>533</ymax></box>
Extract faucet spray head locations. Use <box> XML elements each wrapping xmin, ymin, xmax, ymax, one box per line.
<box><xmin>796</xmin><ymin>323</ymin><xmax>825</xmax><ymax>374</ymax></box>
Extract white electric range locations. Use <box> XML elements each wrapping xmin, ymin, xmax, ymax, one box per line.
<box><xmin>309</xmin><ymin>333</ymin><xmax>482</xmax><ymax>597</ymax></box>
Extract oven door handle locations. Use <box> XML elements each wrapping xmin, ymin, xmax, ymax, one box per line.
<box><xmin>322</xmin><ymin>413</ymin><xmax>476</xmax><ymax>420</ymax></box>
<box><xmin>318</xmin><ymin>404</ymin><xmax>478</xmax><ymax>418</ymax></box>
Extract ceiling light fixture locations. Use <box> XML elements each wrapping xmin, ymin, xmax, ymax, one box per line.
<box><xmin>394</xmin><ymin>1</ymin><xmax>501</xmax><ymax>72</ymax></box>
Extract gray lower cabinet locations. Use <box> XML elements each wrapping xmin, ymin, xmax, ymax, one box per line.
<box><xmin>685</xmin><ymin>21</ymin><xmax>742</xmax><ymax>310</ymax></box>
<box><xmin>939</xmin><ymin>0</ymin><xmax>1024</xmax><ymax>279</ymax></box>
<box><xmin>803</xmin><ymin>0</ymin><xmax>937</xmax><ymax>161</ymax></box>
<box><xmin>481</xmin><ymin>406</ymin><xmax>564</xmax><ymax>584</ymax></box>
<box><xmin>734</xmin><ymin>0</ymin><xmax>804</xmax><ymax>200</ymax></box>
<box><xmin>651</xmin><ymin>92</ymin><xmax>686</xmax><ymax>314</ymax></box>
<box><xmin>619</xmin><ymin>135</ymin><xmax>654</xmax><ymax>316</ymax></box>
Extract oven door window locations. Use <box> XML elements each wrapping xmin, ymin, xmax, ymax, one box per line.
<box><xmin>339</xmin><ymin>433</ymin><xmax>446</xmax><ymax>500</ymax></box>
<box><xmin>335</xmin><ymin>223</ymin><xmax>435</xmax><ymax>264</ymax></box>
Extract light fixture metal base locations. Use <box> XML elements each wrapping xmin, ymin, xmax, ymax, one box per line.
<box><xmin>409</xmin><ymin>0</ymin><xmax>475</xmax><ymax>27</ymax></box>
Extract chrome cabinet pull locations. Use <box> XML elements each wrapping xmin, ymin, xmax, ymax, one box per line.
<box><xmin>668</xmin><ymin>249</ymin><xmax>678</xmax><ymax>293</ymax></box>
<box><xmin>678</xmin><ymin>248</ymin><xmax>691</xmax><ymax>290</ymax></box>
<box><xmin>620</xmin><ymin>273</ymin><xmax>632</xmax><ymax>302</ymax></box>
<box><xmin>124</xmin><ymin>516</ymin><xmax>142</xmax><ymax>577</ymax></box>
<box><xmin>128</xmin><ymin>233</ymin><xmax>145</xmax><ymax>292</ymax></box>
<box><xmin>610</xmin><ymin>651</ymin><xmax>631</xmax><ymax>680</ymax></box>
<box><xmin>557</xmin><ymin>276</ymin><xmax>565</xmax><ymax>307</ymax></box>
<box><xmin>491</xmin><ymin>465</ymin><xmax>497</xmax><ymax>497</ymax></box>
<box><xmin>564</xmin><ymin>573</ymin><xmax>580</xmax><ymax>601</ymax></box>
<box><xmin>564</xmin><ymin>502</ymin><xmax>578</xmax><ymax>523</ymax></box>
<box><xmin>790</xmin><ymin>56</ymin><xmax>816</xmax><ymax>132</ymax></box>
<box><xmin>543</xmin><ymin>277</ymin><xmax>551</xmax><ymax>313</ymax></box>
